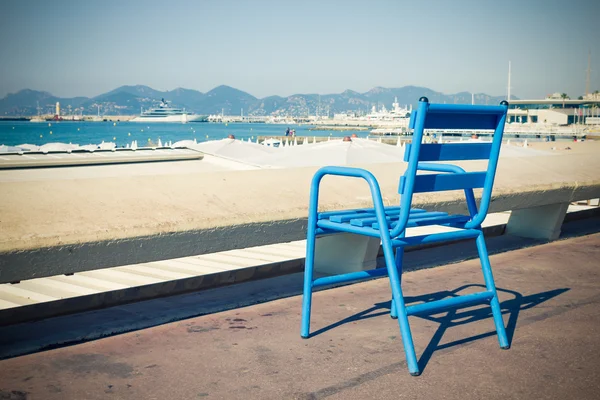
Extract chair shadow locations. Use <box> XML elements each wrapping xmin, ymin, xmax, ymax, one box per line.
<box><xmin>308</xmin><ymin>284</ymin><xmax>570</xmax><ymax>374</ymax></box>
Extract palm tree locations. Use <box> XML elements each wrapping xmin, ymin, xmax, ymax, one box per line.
<box><xmin>560</xmin><ymin>93</ymin><xmax>570</xmax><ymax>108</ymax></box>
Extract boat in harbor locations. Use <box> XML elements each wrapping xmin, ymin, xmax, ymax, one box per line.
<box><xmin>130</xmin><ymin>99</ymin><xmax>207</xmax><ymax>123</ymax></box>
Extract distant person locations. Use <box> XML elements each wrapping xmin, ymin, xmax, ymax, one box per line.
<box><xmin>286</xmin><ymin>127</ymin><xmax>290</xmax><ymax>136</ymax></box>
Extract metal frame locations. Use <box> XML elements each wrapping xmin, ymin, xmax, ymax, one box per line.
<box><xmin>301</xmin><ymin>97</ymin><xmax>510</xmax><ymax>376</ymax></box>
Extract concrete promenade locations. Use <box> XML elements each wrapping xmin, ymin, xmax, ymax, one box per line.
<box><xmin>1</xmin><ymin>233</ymin><xmax>599</xmax><ymax>399</ymax></box>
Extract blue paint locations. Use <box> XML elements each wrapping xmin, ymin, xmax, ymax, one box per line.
<box><xmin>400</xmin><ymin>171</ymin><xmax>487</xmax><ymax>193</ymax></box>
<box><xmin>406</xmin><ymin>290</ymin><xmax>494</xmax><ymax>316</ymax></box>
<box><xmin>301</xmin><ymin>98</ymin><xmax>510</xmax><ymax>375</ymax></box>
<box><xmin>405</xmin><ymin>143</ymin><xmax>492</xmax><ymax>162</ymax></box>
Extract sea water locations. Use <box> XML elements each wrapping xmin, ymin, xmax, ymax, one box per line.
<box><xmin>0</xmin><ymin>121</ymin><xmax>362</xmax><ymax>147</ymax></box>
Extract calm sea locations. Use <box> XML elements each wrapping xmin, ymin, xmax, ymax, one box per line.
<box><xmin>0</xmin><ymin>121</ymin><xmax>362</xmax><ymax>147</ymax></box>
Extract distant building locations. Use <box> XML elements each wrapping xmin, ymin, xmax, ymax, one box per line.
<box><xmin>584</xmin><ymin>92</ymin><xmax>600</xmax><ymax>101</ymax></box>
<box><xmin>507</xmin><ymin>96</ymin><xmax>600</xmax><ymax>125</ymax></box>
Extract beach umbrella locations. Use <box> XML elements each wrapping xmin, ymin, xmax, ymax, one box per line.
<box><xmin>263</xmin><ymin>138</ymin><xmax>406</xmax><ymax>168</ymax></box>
<box><xmin>79</xmin><ymin>144</ymin><xmax>98</xmax><ymax>152</ymax></box>
<box><xmin>39</xmin><ymin>142</ymin><xmax>80</xmax><ymax>152</ymax></box>
<box><xmin>15</xmin><ymin>144</ymin><xmax>40</xmax><ymax>152</ymax></box>
<box><xmin>0</xmin><ymin>145</ymin><xmax>27</xmax><ymax>153</ymax></box>
<box><xmin>98</xmin><ymin>142</ymin><xmax>116</xmax><ymax>150</ymax></box>
<box><xmin>157</xmin><ymin>138</ymin><xmax>162</xmax><ymax>147</ymax></box>
<box><xmin>191</xmin><ymin>137</ymin><xmax>277</xmax><ymax>166</ymax></box>
<box><xmin>172</xmin><ymin>140</ymin><xmax>196</xmax><ymax>148</ymax></box>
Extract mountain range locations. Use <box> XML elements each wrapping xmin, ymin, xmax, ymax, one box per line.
<box><xmin>0</xmin><ymin>85</ymin><xmax>511</xmax><ymax>117</ymax></box>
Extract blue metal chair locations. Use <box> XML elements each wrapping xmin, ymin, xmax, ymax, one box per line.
<box><xmin>301</xmin><ymin>97</ymin><xmax>510</xmax><ymax>376</ymax></box>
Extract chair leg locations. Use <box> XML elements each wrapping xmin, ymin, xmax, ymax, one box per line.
<box><xmin>475</xmin><ymin>232</ymin><xmax>510</xmax><ymax>349</ymax></box>
<box><xmin>390</xmin><ymin>246</ymin><xmax>405</xmax><ymax>319</ymax></box>
<box><xmin>301</xmin><ymin>221</ymin><xmax>318</xmax><ymax>339</ymax></box>
<box><xmin>382</xmin><ymin>241</ymin><xmax>420</xmax><ymax>375</ymax></box>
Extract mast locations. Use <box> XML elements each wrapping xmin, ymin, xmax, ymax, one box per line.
<box><xmin>586</xmin><ymin>50</ymin><xmax>591</xmax><ymax>96</ymax></box>
<box><xmin>507</xmin><ymin>61</ymin><xmax>512</xmax><ymax>101</ymax></box>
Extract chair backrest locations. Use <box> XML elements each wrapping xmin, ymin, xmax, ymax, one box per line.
<box><xmin>392</xmin><ymin>97</ymin><xmax>508</xmax><ymax>235</ymax></box>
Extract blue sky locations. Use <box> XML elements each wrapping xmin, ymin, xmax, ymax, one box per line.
<box><xmin>0</xmin><ymin>0</ymin><xmax>598</xmax><ymax>99</ymax></box>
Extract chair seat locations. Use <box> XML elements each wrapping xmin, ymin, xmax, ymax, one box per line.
<box><xmin>317</xmin><ymin>206</ymin><xmax>471</xmax><ymax>233</ymax></box>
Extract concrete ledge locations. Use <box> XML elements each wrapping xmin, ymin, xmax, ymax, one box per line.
<box><xmin>0</xmin><ymin>220</ymin><xmax>306</xmax><ymax>284</ymax></box>
<box><xmin>0</xmin><ymin>148</ymin><xmax>203</xmax><ymax>169</ymax></box>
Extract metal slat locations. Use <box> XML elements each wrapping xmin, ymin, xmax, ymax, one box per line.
<box><xmin>375</xmin><ymin>214</ymin><xmax>470</xmax><ymax>229</ymax></box>
<box><xmin>400</xmin><ymin>172</ymin><xmax>487</xmax><ymax>194</ymax></box>
<box><xmin>318</xmin><ymin>206</ymin><xmax>401</xmax><ymax>220</ymax></box>
<box><xmin>331</xmin><ymin>208</ymin><xmax>425</xmax><ymax>224</ymax></box>
<box><xmin>416</xmin><ymin>143</ymin><xmax>492</xmax><ymax>162</ymax></box>
<box><xmin>352</xmin><ymin>211</ymin><xmax>446</xmax><ymax>227</ymax></box>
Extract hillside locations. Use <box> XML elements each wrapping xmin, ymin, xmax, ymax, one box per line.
<box><xmin>0</xmin><ymin>85</ymin><xmax>510</xmax><ymax>117</ymax></box>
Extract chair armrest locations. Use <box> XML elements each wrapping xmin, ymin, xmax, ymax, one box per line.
<box><xmin>309</xmin><ymin>166</ymin><xmax>391</xmax><ymax>230</ymax></box>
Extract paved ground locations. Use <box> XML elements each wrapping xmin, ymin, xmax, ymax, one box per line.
<box><xmin>1</xmin><ymin>233</ymin><xmax>599</xmax><ymax>400</ymax></box>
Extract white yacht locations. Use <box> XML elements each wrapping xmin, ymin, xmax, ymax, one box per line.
<box><xmin>131</xmin><ymin>99</ymin><xmax>207</xmax><ymax>123</ymax></box>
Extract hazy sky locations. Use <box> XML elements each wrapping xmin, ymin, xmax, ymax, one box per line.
<box><xmin>0</xmin><ymin>0</ymin><xmax>598</xmax><ymax>99</ymax></box>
